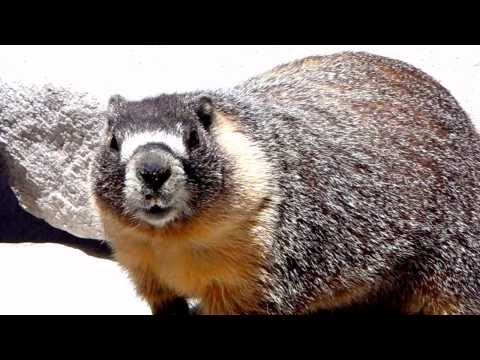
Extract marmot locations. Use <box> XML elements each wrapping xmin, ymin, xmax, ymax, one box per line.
<box><xmin>91</xmin><ymin>52</ymin><xmax>480</xmax><ymax>315</ymax></box>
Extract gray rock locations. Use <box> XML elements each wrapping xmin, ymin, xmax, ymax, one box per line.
<box><xmin>0</xmin><ymin>80</ymin><xmax>106</xmax><ymax>241</ymax></box>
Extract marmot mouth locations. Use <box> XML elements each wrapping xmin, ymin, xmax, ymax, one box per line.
<box><xmin>146</xmin><ymin>205</ymin><xmax>170</xmax><ymax>216</ymax></box>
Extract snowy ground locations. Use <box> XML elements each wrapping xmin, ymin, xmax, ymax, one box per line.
<box><xmin>0</xmin><ymin>45</ymin><xmax>479</xmax><ymax>314</ymax></box>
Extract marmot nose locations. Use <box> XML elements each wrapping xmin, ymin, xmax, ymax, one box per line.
<box><xmin>138</xmin><ymin>164</ymin><xmax>172</xmax><ymax>192</ymax></box>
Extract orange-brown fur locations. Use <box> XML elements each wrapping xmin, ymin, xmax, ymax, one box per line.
<box><xmin>401</xmin><ymin>281</ymin><xmax>460</xmax><ymax>315</ymax></box>
<box><xmin>307</xmin><ymin>284</ymin><xmax>375</xmax><ymax>313</ymax></box>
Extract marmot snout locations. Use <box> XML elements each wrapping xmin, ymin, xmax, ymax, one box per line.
<box><xmin>124</xmin><ymin>142</ymin><xmax>187</xmax><ymax>228</ymax></box>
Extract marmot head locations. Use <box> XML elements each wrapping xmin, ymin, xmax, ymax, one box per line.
<box><xmin>92</xmin><ymin>93</ymin><xmax>226</xmax><ymax>228</ymax></box>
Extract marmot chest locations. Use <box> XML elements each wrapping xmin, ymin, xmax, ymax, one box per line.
<box><xmin>115</xmin><ymin>233</ymin><xmax>260</xmax><ymax>298</ymax></box>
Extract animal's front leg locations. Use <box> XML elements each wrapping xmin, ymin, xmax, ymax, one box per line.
<box><xmin>127</xmin><ymin>266</ymin><xmax>190</xmax><ymax>315</ymax></box>
<box><xmin>152</xmin><ymin>296</ymin><xmax>190</xmax><ymax>316</ymax></box>
<box><xmin>200</xmin><ymin>282</ymin><xmax>262</xmax><ymax>315</ymax></box>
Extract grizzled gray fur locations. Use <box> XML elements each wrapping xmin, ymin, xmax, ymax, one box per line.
<box><xmin>93</xmin><ymin>52</ymin><xmax>480</xmax><ymax>314</ymax></box>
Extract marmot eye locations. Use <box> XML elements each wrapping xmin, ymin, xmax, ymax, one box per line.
<box><xmin>110</xmin><ymin>135</ymin><xmax>120</xmax><ymax>152</ymax></box>
<box><xmin>186</xmin><ymin>129</ymin><xmax>199</xmax><ymax>151</ymax></box>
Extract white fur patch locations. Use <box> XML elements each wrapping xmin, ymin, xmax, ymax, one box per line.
<box><xmin>137</xmin><ymin>213</ymin><xmax>176</xmax><ymax>228</ymax></box>
<box><xmin>121</xmin><ymin>131</ymin><xmax>185</xmax><ymax>161</ymax></box>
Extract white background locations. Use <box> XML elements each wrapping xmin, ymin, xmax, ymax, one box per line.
<box><xmin>0</xmin><ymin>45</ymin><xmax>479</xmax><ymax>314</ymax></box>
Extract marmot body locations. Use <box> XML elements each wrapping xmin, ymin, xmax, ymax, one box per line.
<box><xmin>91</xmin><ymin>52</ymin><xmax>480</xmax><ymax>314</ymax></box>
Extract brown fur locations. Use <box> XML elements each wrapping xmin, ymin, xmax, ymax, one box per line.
<box><xmin>307</xmin><ymin>284</ymin><xmax>376</xmax><ymax>313</ymax></box>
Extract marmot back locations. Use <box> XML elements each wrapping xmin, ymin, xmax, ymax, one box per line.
<box><xmin>91</xmin><ymin>52</ymin><xmax>480</xmax><ymax>314</ymax></box>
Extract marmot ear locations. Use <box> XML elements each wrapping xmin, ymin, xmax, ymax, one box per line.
<box><xmin>106</xmin><ymin>95</ymin><xmax>126</xmax><ymax>130</ymax></box>
<box><xmin>196</xmin><ymin>96</ymin><xmax>214</xmax><ymax>129</ymax></box>
<box><xmin>108</xmin><ymin>94</ymin><xmax>127</xmax><ymax>113</ymax></box>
